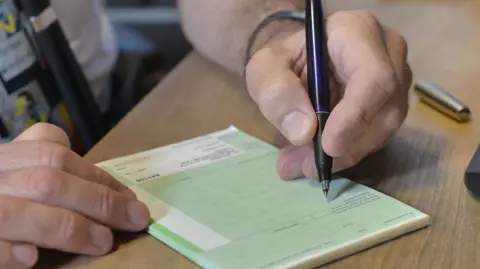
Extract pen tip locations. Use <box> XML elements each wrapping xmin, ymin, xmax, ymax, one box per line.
<box><xmin>323</xmin><ymin>189</ymin><xmax>329</xmax><ymax>199</ymax></box>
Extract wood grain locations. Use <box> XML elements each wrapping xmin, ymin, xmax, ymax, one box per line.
<box><xmin>37</xmin><ymin>1</ymin><xmax>480</xmax><ymax>268</ymax></box>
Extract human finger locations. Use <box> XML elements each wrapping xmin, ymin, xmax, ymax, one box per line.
<box><xmin>322</xmin><ymin>11</ymin><xmax>401</xmax><ymax>158</ymax></box>
<box><xmin>0</xmin><ymin>194</ymin><xmax>113</xmax><ymax>255</ymax></box>
<box><xmin>331</xmin><ymin>95</ymin><xmax>406</xmax><ymax>169</ymax></box>
<box><xmin>0</xmin><ymin>141</ymin><xmax>135</xmax><ymax>198</ymax></box>
<box><xmin>246</xmin><ymin>41</ymin><xmax>317</xmax><ymax>146</ymax></box>
<box><xmin>340</xmin><ymin>27</ymin><xmax>412</xmax><ymax>164</ymax></box>
<box><xmin>276</xmin><ymin>144</ymin><xmax>312</xmax><ymax>180</ymax></box>
<box><xmin>0</xmin><ymin>242</ymin><xmax>38</xmax><ymax>269</ymax></box>
<box><xmin>13</xmin><ymin>123</ymin><xmax>70</xmax><ymax>148</ymax></box>
<box><xmin>0</xmin><ymin>167</ymin><xmax>150</xmax><ymax>232</ymax></box>
<box><xmin>383</xmin><ymin>26</ymin><xmax>412</xmax><ymax>86</ymax></box>
<box><xmin>277</xmin><ymin>143</ymin><xmax>352</xmax><ymax>180</ymax></box>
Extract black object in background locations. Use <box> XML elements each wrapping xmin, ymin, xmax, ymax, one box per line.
<box><xmin>14</xmin><ymin>0</ymin><xmax>106</xmax><ymax>152</ymax></box>
<box><xmin>0</xmin><ymin>118</ymin><xmax>9</xmax><ymax>138</ymax></box>
<box><xmin>106</xmin><ymin>0</ymin><xmax>174</xmax><ymax>5</ymax></box>
<box><xmin>465</xmin><ymin>146</ymin><xmax>480</xmax><ymax>198</ymax></box>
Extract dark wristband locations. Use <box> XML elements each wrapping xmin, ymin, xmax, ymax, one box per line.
<box><xmin>245</xmin><ymin>10</ymin><xmax>306</xmax><ymax>68</ymax></box>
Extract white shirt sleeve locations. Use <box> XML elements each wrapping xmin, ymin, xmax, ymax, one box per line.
<box><xmin>50</xmin><ymin>0</ymin><xmax>117</xmax><ymax>112</ymax></box>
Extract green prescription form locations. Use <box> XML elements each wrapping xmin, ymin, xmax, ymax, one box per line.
<box><xmin>97</xmin><ymin>126</ymin><xmax>430</xmax><ymax>269</ymax></box>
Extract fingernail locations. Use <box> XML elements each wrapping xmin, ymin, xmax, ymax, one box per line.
<box><xmin>12</xmin><ymin>244</ymin><xmax>38</xmax><ymax>267</ymax></box>
<box><xmin>127</xmin><ymin>201</ymin><xmax>150</xmax><ymax>229</ymax></box>
<box><xmin>90</xmin><ymin>225</ymin><xmax>113</xmax><ymax>254</ymax></box>
<box><xmin>281</xmin><ymin>111</ymin><xmax>311</xmax><ymax>143</ymax></box>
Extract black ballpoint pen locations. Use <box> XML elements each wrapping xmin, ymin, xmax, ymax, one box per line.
<box><xmin>305</xmin><ymin>0</ymin><xmax>333</xmax><ymax>198</ymax></box>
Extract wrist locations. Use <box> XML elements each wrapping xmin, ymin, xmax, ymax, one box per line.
<box><xmin>245</xmin><ymin>11</ymin><xmax>305</xmax><ymax>69</ymax></box>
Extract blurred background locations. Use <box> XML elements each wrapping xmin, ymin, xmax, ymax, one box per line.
<box><xmin>1</xmin><ymin>0</ymin><xmax>193</xmax><ymax>152</ymax></box>
<box><xmin>106</xmin><ymin>0</ymin><xmax>190</xmax><ymax>69</ymax></box>
<box><xmin>104</xmin><ymin>0</ymin><xmax>192</xmax><ymax>125</ymax></box>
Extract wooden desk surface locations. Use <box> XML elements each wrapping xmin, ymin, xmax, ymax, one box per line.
<box><xmin>39</xmin><ymin>1</ymin><xmax>480</xmax><ymax>268</ymax></box>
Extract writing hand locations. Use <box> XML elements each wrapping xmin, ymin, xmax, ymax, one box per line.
<box><xmin>246</xmin><ymin>11</ymin><xmax>412</xmax><ymax>179</ymax></box>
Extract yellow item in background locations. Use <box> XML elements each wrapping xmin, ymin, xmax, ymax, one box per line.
<box><xmin>14</xmin><ymin>94</ymin><xmax>47</xmax><ymax>129</ymax></box>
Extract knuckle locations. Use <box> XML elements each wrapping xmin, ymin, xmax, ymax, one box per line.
<box><xmin>247</xmin><ymin>47</ymin><xmax>271</xmax><ymax>72</ymax></box>
<box><xmin>249</xmin><ymin>46</ymin><xmax>272</xmax><ymax>63</ymax></box>
<box><xmin>94</xmin><ymin>186</ymin><xmax>116</xmax><ymax>220</ymax></box>
<box><xmin>56</xmin><ymin>211</ymin><xmax>79</xmax><ymax>244</ymax></box>
<box><xmin>376</xmin><ymin>64</ymin><xmax>396</xmax><ymax>82</ymax></box>
<box><xmin>394</xmin><ymin>33</ymin><xmax>407</xmax><ymax>50</ymax></box>
<box><xmin>35</xmin><ymin>122</ymin><xmax>70</xmax><ymax>148</ymax></box>
<box><xmin>384</xmin><ymin>106</ymin><xmax>407</xmax><ymax>133</ymax></box>
<box><xmin>373</xmin><ymin>66</ymin><xmax>397</xmax><ymax>96</ymax></box>
<box><xmin>0</xmin><ymin>196</ymin><xmax>13</xmax><ymax>228</ymax></box>
<box><xmin>25</xmin><ymin>167</ymin><xmax>61</xmax><ymax>202</ymax></box>
<box><xmin>354</xmin><ymin>10</ymin><xmax>378</xmax><ymax>23</ymax></box>
<box><xmin>40</xmin><ymin>143</ymin><xmax>71</xmax><ymax>169</ymax></box>
<box><xmin>353</xmin><ymin>107</ymin><xmax>372</xmax><ymax>127</ymax></box>
<box><xmin>346</xmin><ymin>148</ymin><xmax>364</xmax><ymax>167</ymax></box>
<box><xmin>28</xmin><ymin>123</ymin><xmax>65</xmax><ymax>137</ymax></box>
<box><xmin>384</xmin><ymin>118</ymin><xmax>402</xmax><ymax>134</ymax></box>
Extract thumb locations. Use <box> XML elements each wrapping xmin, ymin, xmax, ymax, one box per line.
<box><xmin>246</xmin><ymin>44</ymin><xmax>317</xmax><ymax>145</ymax></box>
<box><xmin>13</xmin><ymin>123</ymin><xmax>71</xmax><ymax>148</ymax></box>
